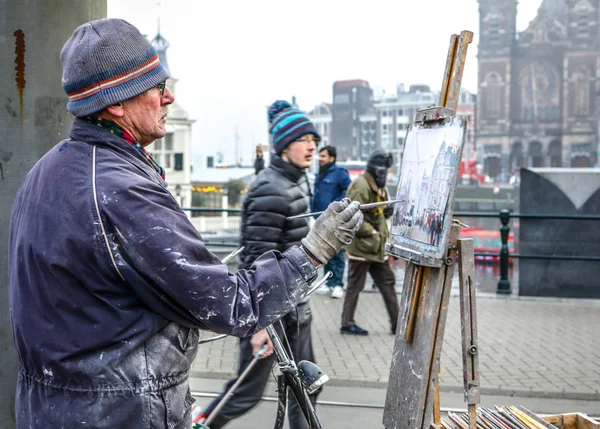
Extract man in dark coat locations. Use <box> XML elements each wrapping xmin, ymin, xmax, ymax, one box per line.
<box><xmin>7</xmin><ymin>20</ymin><xmax>362</xmax><ymax>429</ymax></box>
<box><xmin>201</xmin><ymin>100</ymin><xmax>328</xmax><ymax>429</ymax></box>
<box><xmin>311</xmin><ymin>146</ymin><xmax>351</xmax><ymax>298</ymax></box>
<box><xmin>341</xmin><ymin>149</ymin><xmax>400</xmax><ymax>336</ymax></box>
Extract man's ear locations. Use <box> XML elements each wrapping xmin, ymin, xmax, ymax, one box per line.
<box><xmin>105</xmin><ymin>102</ymin><xmax>124</xmax><ymax>117</ymax></box>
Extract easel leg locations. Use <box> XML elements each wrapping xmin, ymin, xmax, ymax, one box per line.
<box><xmin>397</xmin><ymin>264</ymin><xmax>425</xmax><ymax>342</ymax></box>
<box><xmin>458</xmin><ymin>238</ymin><xmax>480</xmax><ymax>429</ymax></box>
<box><xmin>433</xmin><ymin>376</ymin><xmax>441</xmax><ymax>426</ymax></box>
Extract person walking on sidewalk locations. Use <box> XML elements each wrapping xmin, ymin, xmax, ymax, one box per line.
<box><xmin>200</xmin><ymin>101</ymin><xmax>354</xmax><ymax>429</ymax></box>
<box><xmin>7</xmin><ymin>20</ymin><xmax>364</xmax><ymax>429</ymax></box>
<box><xmin>254</xmin><ymin>144</ymin><xmax>265</xmax><ymax>175</ymax></box>
<box><xmin>312</xmin><ymin>145</ymin><xmax>351</xmax><ymax>299</ymax></box>
<box><xmin>341</xmin><ymin>149</ymin><xmax>400</xmax><ymax>336</ymax></box>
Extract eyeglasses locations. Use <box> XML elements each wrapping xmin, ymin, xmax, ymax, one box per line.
<box><xmin>295</xmin><ymin>136</ymin><xmax>320</xmax><ymax>145</ymax></box>
<box><xmin>156</xmin><ymin>81</ymin><xmax>167</xmax><ymax>96</ymax></box>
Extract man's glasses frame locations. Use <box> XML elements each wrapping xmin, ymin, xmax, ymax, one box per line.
<box><xmin>157</xmin><ymin>81</ymin><xmax>166</xmax><ymax>96</ymax></box>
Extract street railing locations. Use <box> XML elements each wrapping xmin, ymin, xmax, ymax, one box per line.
<box><xmin>182</xmin><ymin>207</ymin><xmax>600</xmax><ymax>295</ymax></box>
<box><xmin>455</xmin><ymin>209</ymin><xmax>600</xmax><ymax>294</ymax></box>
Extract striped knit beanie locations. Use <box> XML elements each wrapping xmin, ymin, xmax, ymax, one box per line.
<box><xmin>268</xmin><ymin>100</ymin><xmax>320</xmax><ymax>155</ymax></box>
<box><xmin>61</xmin><ymin>19</ymin><xmax>170</xmax><ymax>117</ymax></box>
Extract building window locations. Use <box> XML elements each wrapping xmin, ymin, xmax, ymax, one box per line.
<box><xmin>382</xmin><ymin>124</ymin><xmax>388</xmax><ymax>132</ymax></box>
<box><xmin>483</xmin><ymin>12</ymin><xmax>503</xmax><ymax>46</ymax></box>
<box><xmin>397</xmin><ymin>108</ymin><xmax>403</xmax><ymax>116</ymax></box>
<box><xmin>397</xmin><ymin>124</ymin><xmax>404</xmax><ymax>131</ymax></box>
<box><xmin>484</xmin><ymin>72</ymin><xmax>502</xmax><ymax>119</ymax></box>
<box><xmin>174</xmin><ymin>153</ymin><xmax>184</xmax><ymax>171</ymax></box>
<box><xmin>334</xmin><ymin>93</ymin><xmax>349</xmax><ymax>104</ymax></box>
<box><xmin>323</xmin><ymin>123</ymin><xmax>328</xmax><ymax>135</ymax></box>
<box><xmin>151</xmin><ymin>132</ymin><xmax>175</xmax><ymax>170</ymax></box>
<box><xmin>573</xmin><ymin>72</ymin><xmax>590</xmax><ymax>116</ymax></box>
<box><xmin>398</xmin><ymin>137</ymin><xmax>404</xmax><ymax>147</ymax></box>
<box><xmin>382</xmin><ymin>110</ymin><xmax>388</xmax><ymax>117</ymax></box>
<box><xmin>575</xmin><ymin>0</ymin><xmax>593</xmax><ymax>38</ymax></box>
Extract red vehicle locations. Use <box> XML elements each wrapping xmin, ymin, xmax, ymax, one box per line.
<box><xmin>459</xmin><ymin>228</ymin><xmax>515</xmax><ymax>264</ymax></box>
<box><xmin>459</xmin><ymin>160</ymin><xmax>489</xmax><ymax>185</ymax></box>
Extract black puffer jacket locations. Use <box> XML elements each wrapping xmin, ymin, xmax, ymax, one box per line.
<box><xmin>240</xmin><ymin>156</ymin><xmax>311</xmax><ymax>269</ymax></box>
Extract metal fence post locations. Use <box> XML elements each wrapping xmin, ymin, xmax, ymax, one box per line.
<box><xmin>497</xmin><ymin>209</ymin><xmax>512</xmax><ymax>294</ymax></box>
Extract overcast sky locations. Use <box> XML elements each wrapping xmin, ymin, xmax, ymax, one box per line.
<box><xmin>107</xmin><ymin>0</ymin><xmax>542</xmax><ymax>167</ymax></box>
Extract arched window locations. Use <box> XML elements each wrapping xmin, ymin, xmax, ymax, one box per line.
<box><xmin>572</xmin><ymin>70</ymin><xmax>590</xmax><ymax>116</ymax></box>
<box><xmin>510</xmin><ymin>142</ymin><xmax>524</xmax><ymax>173</ymax></box>
<box><xmin>548</xmin><ymin>140</ymin><xmax>562</xmax><ymax>167</ymax></box>
<box><xmin>528</xmin><ymin>141</ymin><xmax>544</xmax><ymax>168</ymax></box>
<box><xmin>483</xmin><ymin>72</ymin><xmax>503</xmax><ymax>119</ymax></box>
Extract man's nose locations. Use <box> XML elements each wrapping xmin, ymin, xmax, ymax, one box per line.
<box><xmin>162</xmin><ymin>87</ymin><xmax>175</xmax><ymax>105</ymax></box>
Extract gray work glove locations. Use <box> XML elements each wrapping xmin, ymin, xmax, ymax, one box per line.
<box><xmin>301</xmin><ymin>198</ymin><xmax>363</xmax><ymax>265</ymax></box>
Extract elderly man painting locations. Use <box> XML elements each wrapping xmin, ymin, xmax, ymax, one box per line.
<box><xmin>7</xmin><ymin>19</ymin><xmax>363</xmax><ymax>429</ymax></box>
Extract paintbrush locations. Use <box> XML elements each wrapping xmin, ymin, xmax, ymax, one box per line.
<box><xmin>286</xmin><ymin>199</ymin><xmax>404</xmax><ymax>221</ymax></box>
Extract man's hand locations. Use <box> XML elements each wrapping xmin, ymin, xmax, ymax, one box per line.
<box><xmin>250</xmin><ymin>329</ymin><xmax>273</xmax><ymax>359</ymax></box>
<box><xmin>301</xmin><ymin>198</ymin><xmax>363</xmax><ymax>265</ymax></box>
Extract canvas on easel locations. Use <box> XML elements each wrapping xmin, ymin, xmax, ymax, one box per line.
<box><xmin>388</xmin><ymin>113</ymin><xmax>466</xmax><ymax>267</ymax></box>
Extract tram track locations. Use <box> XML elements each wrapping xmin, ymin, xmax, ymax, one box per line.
<box><xmin>191</xmin><ymin>391</ymin><xmax>600</xmax><ymax>421</ymax></box>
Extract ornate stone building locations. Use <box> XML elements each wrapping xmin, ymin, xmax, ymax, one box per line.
<box><xmin>477</xmin><ymin>0</ymin><xmax>600</xmax><ymax>180</ymax></box>
<box><xmin>150</xmin><ymin>31</ymin><xmax>195</xmax><ymax>210</ymax></box>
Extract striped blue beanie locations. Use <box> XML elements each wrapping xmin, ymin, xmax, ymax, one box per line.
<box><xmin>60</xmin><ymin>19</ymin><xmax>170</xmax><ymax>117</ymax></box>
<box><xmin>268</xmin><ymin>100</ymin><xmax>320</xmax><ymax>155</ymax></box>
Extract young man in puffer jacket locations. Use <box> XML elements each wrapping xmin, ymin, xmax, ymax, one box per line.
<box><xmin>201</xmin><ymin>100</ymin><xmax>330</xmax><ymax>429</ymax></box>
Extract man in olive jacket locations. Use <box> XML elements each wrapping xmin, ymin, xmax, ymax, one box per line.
<box><xmin>341</xmin><ymin>149</ymin><xmax>400</xmax><ymax>335</ymax></box>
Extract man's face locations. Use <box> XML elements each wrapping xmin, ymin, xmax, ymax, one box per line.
<box><xmin>318</xmin><ymin>150</ymin><xmax>335</xmax><ymax>167</ymax></box>
<box><xmin>122</xmin><ymin>83</ymin><xmax>174</xmax><ymax>146</ymax></box>
<box><xmin>281</xmin><ymin>134</ymin><xmax>317</xmax><ymax>169</ymax></box>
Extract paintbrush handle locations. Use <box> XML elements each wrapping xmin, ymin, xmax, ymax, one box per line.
<box><xmin>286</xmin><ymin>199</ymin><xmax>403</xmax><ymax>221</ymax></box>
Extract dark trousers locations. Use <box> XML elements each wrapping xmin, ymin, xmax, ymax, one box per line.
<box><xmin>341</xmin><ymin>259</ymin><xmax>399</xmax><ymax>328</ymax></box>
<box><xmin>202</xmin><ymin>309</ymin><xmax>318</xmax><ymax>429</ymax></box>
<box><xmin>324</xmin><ymin>250</ymin><xmax>345</xmax><ymax>288</ymax></box>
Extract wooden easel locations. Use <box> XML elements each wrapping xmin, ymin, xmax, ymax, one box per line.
<box><xmin>383</xmin><ymin>30</ymin><xmax>480</xmax><ymax>429</ymax></box>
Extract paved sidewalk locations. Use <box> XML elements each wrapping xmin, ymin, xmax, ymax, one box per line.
<box><xmin>191</xmin><ymin>290</ymin><xmax>600</xmax><ymax>400</ymax></box>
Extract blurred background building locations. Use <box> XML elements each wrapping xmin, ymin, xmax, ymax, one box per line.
<box><xmin>476</xmin><ymin>0</ymin><xmax>600</xmax><ymax>181</ymax></box>
<box><xmin>306</xmin><ymin>82</ymin><xmax>476</xmax><ymax>170</ymax></box>
<box><xmin>149</xmin><ymin>30</ymin><xmax>195</xmax><ymax>209</ymax></box>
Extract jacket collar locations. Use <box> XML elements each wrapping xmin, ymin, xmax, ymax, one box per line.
<box><xmin>69</xmin><ymin>118</ymin><xmax>166</xmax><ymax>185</ymax></box>
<box><xmin>364</xmin><ymin>171</ymin><xmax>381</xmax><ymax>193</ymax></box>
<box><xmin>270</xmin><ymin>155</ymin><xmax>306</xmax><ymax>183</ymax></box>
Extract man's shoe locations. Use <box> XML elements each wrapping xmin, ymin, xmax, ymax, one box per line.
<box><xmin>340</xmin><ymin>324</ymin><xmax>369</xmax><ymax>336</ymax></box>
<box><xmin>391</xmin><ymin>322</ymin><xmax>397</xmax><ymax>335</ymax></box>
<box><xmin>315</xmin><ymin>284</ymin><xmax>330</xmax><ymax>295</ymax></box>
<box><xmin>331</xmin><ymin>286</ymin><xmax>344</xmax><ymax>299</ymax></box>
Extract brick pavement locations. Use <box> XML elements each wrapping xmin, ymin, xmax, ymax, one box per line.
<box><xmin>191</xmin><ymin>290</ymin><xmax>600</xmax><ymax>400</ymax></box>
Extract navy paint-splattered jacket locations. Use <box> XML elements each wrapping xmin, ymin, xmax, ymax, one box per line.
<box><xmin>8</xmin><ymin>118</ymin><xmax>317</xmax><ymax>428</ymax></box>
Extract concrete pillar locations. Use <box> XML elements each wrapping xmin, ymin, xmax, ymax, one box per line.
<box><xmin>0</xmin><ymin>2</ymin><xmax>106</xmax><ymax>427</ymax></box>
